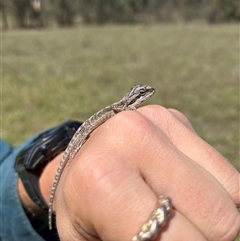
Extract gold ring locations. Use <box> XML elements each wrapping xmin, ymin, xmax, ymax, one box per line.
<box><xmin>132</xmin><ymin>196</ymin><xmax>172</xmax><ymax>241</ymax></box>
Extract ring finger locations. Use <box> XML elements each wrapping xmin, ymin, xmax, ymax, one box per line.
<box><xmin>57</xmin><ymin>151</ymin><xmax>207</xmax><ymax>241</ymax></box>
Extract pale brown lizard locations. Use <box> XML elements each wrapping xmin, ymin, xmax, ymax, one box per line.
<box><xmin>48</xmin><ymin>84</ymin><xmax>155</xmax><ymax>229</ymax></box>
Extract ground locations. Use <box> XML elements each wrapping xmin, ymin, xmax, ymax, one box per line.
<box><xmin>2</xmin><ymin>24</ymin><xmax>239</xmax><ymax>172</ymax></box>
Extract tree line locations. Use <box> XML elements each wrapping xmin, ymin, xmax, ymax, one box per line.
<box><xmin>1</xmin><ymin>0</ymin><xmax>239</xmax><ymax>29</ymax></box>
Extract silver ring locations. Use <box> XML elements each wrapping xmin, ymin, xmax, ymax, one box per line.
<box><xmin>132</xmin><ymin>196</ymin><xmax>172</xmax><ymax>241</ymax></box>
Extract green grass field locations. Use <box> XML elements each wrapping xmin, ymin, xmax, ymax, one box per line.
<box><xmin>2</xmin><ymin>25</ymin><xmax>239</xmax><ymax>170</ymax></box>
<box><xmin>1</xmin><ymin>24</ymin><xmax>239</xmax><ymax>240</ymax></box>
<box><xmin>2</xmin><ymin>24</ymin><xmax>239</xmax><ymax>173</ymax></box>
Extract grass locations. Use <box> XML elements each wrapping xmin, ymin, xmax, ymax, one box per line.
<box><xmin>1</xmin><ymin>23</ymin><xmax>239</xmax><ymax>240</ymax></box>
<box><xmin>2</xmin><ymin>24</ymin><xmax>239</xmax><ymax>174</ymax></box>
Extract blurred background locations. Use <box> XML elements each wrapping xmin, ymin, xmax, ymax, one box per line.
<box><xmin>1</xmin><ymin>0</ymin><xmax>239</xmax><ymax>176</ymax></box>
<box><xmin>0</xmin><ymin>0</ymin><xmax>239</xmax><ymax>28</ymax></box>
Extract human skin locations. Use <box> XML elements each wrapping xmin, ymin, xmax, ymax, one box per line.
<box><xmin>19</xmin><ymin>105</ymin><xmax>240</xmax><ymax>241</ymax></box>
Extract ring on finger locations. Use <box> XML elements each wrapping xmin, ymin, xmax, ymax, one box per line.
<box><xmin>132</xmin><ymin>196</ymin><xmax>172</xmax><ymax>241</ymax></box>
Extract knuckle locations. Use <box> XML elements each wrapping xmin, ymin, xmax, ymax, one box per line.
<box><xmin>79</xmin><ymin>154</ymin><xmax>115</xmax><ymax>190</ymax></box>
<box><xmin>143</xmin><ymin>105</ymin><xmax>196</xmax><ymax>135</ymax></box>
<box><xmin>111</xmin><ymin>110</ymin><xmax>152</xmax><ymax>138</ymax></box>
<box><xmin>140</xmin><ymin>105</ymin><xmax>178</xmax><ymax>128</ymax></box>
<box><xmin>168</xmin><ymin>108</ymin><xmax>188</xmax><ymax>121</ymax></box>
<box><xmin>142</xmin><ymin>105</ymin><xmax>171</xmax><ymax>121</ymax></box>
<box><xmin>168</xmin><ymin>108</ymin><xmax>194</xmax><ymax>130</ymax></box>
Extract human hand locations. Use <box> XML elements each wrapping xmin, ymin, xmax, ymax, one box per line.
<box><xmin>45</xmin><ymin>105</ymin><xmax>240</xmax><ymax>241</ymax></box>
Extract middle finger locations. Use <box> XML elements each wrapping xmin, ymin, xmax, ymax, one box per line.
<box><xmin>108</xmin><ymin>111</ymin><xmax>239</xmax><ymax>241</ymax></box>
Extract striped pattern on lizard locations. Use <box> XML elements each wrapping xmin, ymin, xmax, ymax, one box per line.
<box><xmin>48</xmin><ymin>84</ymin><xmax>155</xmax><ymax>229</ymax></box>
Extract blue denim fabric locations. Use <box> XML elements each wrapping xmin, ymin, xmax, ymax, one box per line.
<box><xmin>0</xmin><ymin>123</ymin><xmax>65</xmax><ymax>241</ymax></box>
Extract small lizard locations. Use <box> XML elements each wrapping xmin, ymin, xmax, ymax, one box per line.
<box><xmin>48</xmin><ymin>84</ymin><xmax>155</xmax><ymax>229</ymax></box>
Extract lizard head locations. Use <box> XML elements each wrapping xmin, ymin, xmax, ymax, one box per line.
<box><xmin>123</xmin><ymin>84</ymin><xmax>155</xmax><ymax>109</ymax></box>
